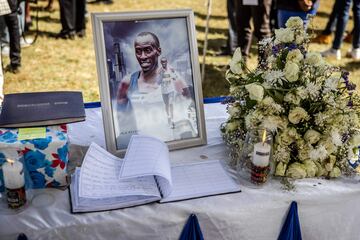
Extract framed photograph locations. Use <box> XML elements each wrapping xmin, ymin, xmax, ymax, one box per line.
<box><xmin>92</xmin><ymin>9</ymin><xmax>207</xmax><ymax>156</ymax></box>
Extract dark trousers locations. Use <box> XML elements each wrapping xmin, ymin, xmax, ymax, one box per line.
<box><xmin>323</xmin><ymin>0</ymin><xmax>342</xmax><ymax>35</ymax></box>
<box><xmin>226</xmin><ymin>0</ymin><xmax>237</xmax><ymax>53</ymax></box>
<box><xmin>59</xmin><ymin>0</ymin><xmax>75</xmax><ymax>33</ymax></box>
<box><xmin>4</xmin><ymin>11</ymin><xmax>21</xmax><ymax>67</ymax></box>
<box><xmin>75</xmin><ymin>0</ymin><xmax>86</xmax><ymax>31</ymax></box>
<box><xmin>59</xmin><ymin>0</ymin><xmax>86</xmax><ymax>33</ymax></box>
<box><xmin>332</xmin><ymin>0</ymin><xmax>360</xmax><ymax>49</ymax></box>
<box><xmin>235</xmin><ymin>0</ymin><xmax>272</xmax><ymax>59</ymax></box>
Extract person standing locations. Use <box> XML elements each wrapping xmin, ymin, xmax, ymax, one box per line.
<box><xmin>321</xmin><ymin>0</ymin><xmax>360</xmax><ymax>60</ymax></box>
<box><xmin>0</xmin><ymin>0</ymin><xmax>10</xmax><ymax>101</ymax></box>
<box><xmin>277</xmin><ymin>0</ymin><xmax>319</xmax><ymax>28</ymax></box>
<box><xmin>235</xmin><ymin>0</ymin><xmax>272</xmax><ymax>65</ymax></box>
<box><xmin>4</xmin><ymin>0</ymin><xmax>21</xmax><ymax>73</ymax></box>
<box><xmin>57</xmin><ymin>0</ymin><xmax>86</xmax><ymax>39</ymax></box>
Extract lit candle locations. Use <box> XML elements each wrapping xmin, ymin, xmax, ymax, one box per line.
<box><xmin>252</xmin><ymin>130</ymin><xmax>271</xmax><ymax>167</ymax></box>
<box><xmin>2</xmin><ymin>159</ymin><xmax>26</xmax><ymax>209</ymax></box>
<box><xmin>251</xmin><ymin>130</ymin><xmax>271</xmax><ymax>184</ymax></box>
<box><xmin>252</xmin><ymin>142</ymin><xmax>271</xmax><ymax>167</ymax></box>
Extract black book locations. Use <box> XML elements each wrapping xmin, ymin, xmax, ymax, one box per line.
<box><xmin>0</xmin><ymin>91</ymin><xmax>85</xmax><ymax>128</ymax></box>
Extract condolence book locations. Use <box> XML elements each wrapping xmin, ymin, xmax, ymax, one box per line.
<box><xmin>69</xmin><ymin>135</ymin><xmax>241</xmax><ymax>213</ymax></box>
<box><xmin>0</xmin><ymin>91</ymin><xmax>85</xmax><ymax>127</ymax></box>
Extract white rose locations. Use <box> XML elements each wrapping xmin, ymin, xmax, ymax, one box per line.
<box><xmin>288</xmin><ymin>107</ymin><xmax>309</xmax><ymax>124</ymax></box>
<box><xmin>325</xmin><ymin>155</ymin><xmax>336</xmax><ymax>172</ymax></box>
<box><xmin>303</xmin><ymin>160</ymin><xmax>317</xmax><ymax>178</ymax></box>
<box><xmin>286</xmin><ymin>49</ymin><xmax>303</xmax><ymax>64</ymax></box>
<box><xmin>286</xmin><ymin>162</ymin><xmax>307</xmax><ymax>179</ymax></box>
<box><xmin>275</xmin><ymin>28</ymin><xmax>294</xmax><ymax>43</ymax></box>
<box><xmin>226</xmin><ymin>121</ymin><xmax>239</xmax><ymax>132</ymax></box>
<box><xmin>284</xmin><ymin>92</ymin><xmax>301</xmax><ymax>105</ymax></box>
<box><xmin>228</xmin><ymin>105</ymin><xmax>240</xmax><ymax>117</ymax></box>
<box><xmin>275</xmin><ymin>162</ymin><xmax>287</xmax><ymax>176</ymax></box>
<box><xmin>245</xmin><ymin>83</ymin><xmax>264</xmax><ymax>102</ymax></box>
<box><xmin>329</xmin><ymin>166</ymin><xmax>341</xmax><ymax>178</ymax></box>
<box><xmin>285</xmin><ymin>17</ymin><xmax>304</xmax><ymax>29</ymax></box>
<box><xmin>304</xmin><ymin>129</ymin><xmax>321</xmax><ymax>144</ymax></box>
<box><xmin>350</xmin><ymin>134</ymin><xmax>360</xmax><ymax>147</ymax></box>
<box><xmin>314</xmin><ymin>161</ymin><xmax>326</xmax><ymax>177</ymax></box>
<box><xmin>229</xmin><ymin>48</ymin><xmax>243</xmax><ymax>74</ymax></box>
<box><xmin>305</xmin><ymin>52</ymin><xmax>324</xmax><ymax>66</ymax></box>
<box><xmin>295</xmin><ymin>34</ymin><xmax>304</xmax><ymax>45</ymax></box>
<box><xmin>284</xmin><ymin>62</ymin><xmax>299</xmax><ymax>82</ymax></box>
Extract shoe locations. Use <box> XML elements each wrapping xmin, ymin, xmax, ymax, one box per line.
<box><xmin>55</xmin><ymin>30</ymin><xmax>75</xmax><ymax>40</ymax></box>
<box><xmin>5</xmin><ymin>64</ymin><xmax>21</xmax><ymax>74</ymax></box>
<box><xmin>344</xmin><ymin>32</ymin><xmax>353</xmax><ymax>43</ymax></box>
<box><xmin>76</xmin><ymin>29</ymin><xmax>86</xmax><ymax>38</ymax></box>
<box><xmin>312</xmin><ymin>34</ymin><xmax>332</xmax><ymax>44</ymax></box>
<box><xmin>321</xmin><ymin>48</ymin><xmax>341</xmax><ymax>60</ymax></box>
<box><xmin>345</xmin><ymin>48</ymin><xmax>360</xmax><ymax>60</ymax></box>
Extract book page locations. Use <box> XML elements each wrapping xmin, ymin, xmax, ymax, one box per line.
<box><xmin>119</xmin><ymin>135</ymin><xmax>172</xmax><ymax>196</ymax></box>
<box><xmin>70</xmin><ymin>169</ymin><xmax>160</xmax><ymax>213</ymax></box>
<box><xmin>160</xmin><ymin>160</ymin><xmax>241</xmax><ymax>203</ymax></box>
<box><xmin>79</xmin><ymin>143</ymin><xmax>160</xmax><ymax>199</ymax></box>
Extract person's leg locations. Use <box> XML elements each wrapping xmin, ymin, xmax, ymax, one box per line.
<box><xmin>349</xmin><ymin>0</ymin><xmax>360</xmax><ymax>59</ymax></box>
<box><xmin>4</xmin><ymin>11</ymin><xmax>21</xmax><ymax>71</ymax></box>
<box><xmin>323</xmin><ymin>0</ymin><xmax>341</xmax><ymax>35</ymax></box>
<box><xmin>58</xmin><ymin>0</ymin><xmax>75</xmax><ymax>39</ymax></box>
<box><xmin>352</xmin><ymin>0</ymin><xmax>360</xmax><ymax>49</ymax></box>
<box><xmin>332</xmin><ymin>0</ymin><xmax>352</xmax><ymax>50</ymax></box>
<box><xmin>235</xmin><ymin>2</ymin><xmax>252</xmax><ymax>62</ymax></box>
<box><xmin>227</xmin><ymin>0</ymin><xmax>237</xmax><ymax>54</ymax></box>
<box><xmin>253</xmin><ymin>0</ymin><xmax>271</xmax><ymax>62</ymax></box>
<box><xmin>0</xmin><ymin>45</ymin><xmax>4</xmax><ymax>103</ymax></box>
<box><xmin>75</xmin><ymin>0</ymin><xmax>86</xmax><ymax>37</ymax></box>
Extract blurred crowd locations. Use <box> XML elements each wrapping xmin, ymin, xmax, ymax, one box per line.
<box><xmin>222</xmin><ymin>0</ymin><xmax>359</xmax><ymax>65</ymax></box>
<box><xmin>0</xmin><ymin>0</ymin><xmax>114</xmax><ymax>101</ymax></box>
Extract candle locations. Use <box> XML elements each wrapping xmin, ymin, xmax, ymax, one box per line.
<box><xmin>252</xmin><ymin>142</ymin><xmax>271</xmax><ymax>167</ymax></box>
<box><xmin>2</xmin><ymin>159</ymin><xmax>26</xmax><ymax>209</ymax></box>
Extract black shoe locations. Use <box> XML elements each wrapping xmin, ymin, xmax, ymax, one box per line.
<box><xmin>76</xmin><ymin>29</ymin><xmax>86</xmax><ymax>38</ymax></box>
<box><xmin>55</xmin><ymin>30</ymin><xmax>75</xmax><ymax>40</ymax></box>
<box><xmin>5</xmin><ymin>64</ymin><xmax>21</xmax><ymax>74</ymax></box>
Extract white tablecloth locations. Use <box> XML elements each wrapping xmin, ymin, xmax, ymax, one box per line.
<box><xmin>1</xmin><ymin>103</ymin><xmax>359</xmax><ymax>240</ymax></box>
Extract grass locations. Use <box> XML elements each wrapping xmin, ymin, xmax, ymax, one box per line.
<box><xmin>3</xmin><ymin>0</ymin><xmax>359</xmax><ymax>102</ymax></box>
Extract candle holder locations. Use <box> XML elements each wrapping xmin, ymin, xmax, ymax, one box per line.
<box><xmin>237</xmin><ymin>128</ymin><xmax>273</xmax><ymax>187</ymax></box>
<box><xmin>0</xmin><ymin>157</ymin><xmax>31</xmax><ymax>213</ymax></box>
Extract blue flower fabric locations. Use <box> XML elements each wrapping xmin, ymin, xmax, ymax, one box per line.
<box><xmin>0</xmin><ymin>131</ymin><xmax>18</xmax><ymax>143</ymax></box>
<box><xmin>24</xmin><ymin>150</ymin><xmax>51</xmax><ymax>171</ymax></box>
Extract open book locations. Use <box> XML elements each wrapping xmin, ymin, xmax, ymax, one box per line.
<box><xmin>69</xmin><ymin>135</ymin><xmax>240</xmax><ymax>213</ymax></box>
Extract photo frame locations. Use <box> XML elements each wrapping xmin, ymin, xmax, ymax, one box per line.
<box><xmin>92</xmin><ymin>9</ymin><xmax>207</xmax><ymax>156</ymax></box>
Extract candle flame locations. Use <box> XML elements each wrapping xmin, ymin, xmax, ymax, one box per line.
<box><xmin>6</xmin><ymin>159</ymin><xmax>15</xmax><ymax>165</ymax></box>
<box><xmin>262</xmin><ymin>130</ymin><xmax>267</xmax><ymax>144</ymax></box>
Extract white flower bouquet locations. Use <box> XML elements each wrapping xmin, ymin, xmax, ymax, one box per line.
<box><xmin>221</xmin><ymin>17</ymin><xmax>360</xmax><ymax>180</ymax></box>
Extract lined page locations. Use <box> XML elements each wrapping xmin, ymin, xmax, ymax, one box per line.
<box><xmin>160</xmin><ymin>160</ymin><xmax>240</xmax><ymax>203</ymax></box>
<box><xmin>79</xmin><ymin>143</ymin><xmax>160</xmax><ymax>199</ymax></box>
<box><xmin>119</xmin><ymin>135</ymin><xmax>172</xmax><ymax>193</ymax></box>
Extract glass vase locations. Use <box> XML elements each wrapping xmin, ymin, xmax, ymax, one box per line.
<box><xmin>237</xmin><ymin>128</ymin><xmax>273</xmax><ymax>187</ymax></box>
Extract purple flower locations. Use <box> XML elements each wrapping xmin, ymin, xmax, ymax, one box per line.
<box><xmin>222</xmin><ymin>96</ymin><xmax>235</xmax><ymax>104</ymax></box>
<box><xmin>341</xmin><ymin>71</ymin><xmax>350</xmax><ymax>82</ymax></box>
<box><xmin>287</xmin><ymin>43</ymin><xmax>297</xmax><ymax>51</ymax></box>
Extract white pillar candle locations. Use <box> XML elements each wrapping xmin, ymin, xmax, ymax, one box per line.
<box><xmin>252</xmin><ymin>142</ymin><xmax>271</xmax><ymax>167</ymax></box>
<box><xmin>2</xmin><ymin>160</ymin><xmax>25</xmax><ymax>189</ymax></box>
<box><xmin>2</xmin><ymin>159</ymin><xmax>26</xmax><ymax>209</ymax></box>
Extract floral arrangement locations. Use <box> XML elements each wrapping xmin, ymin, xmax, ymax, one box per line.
<box><xmin>221</xmin><ymin>17</ymin><xmax>360</xmax><ymax>180</ymax></box>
